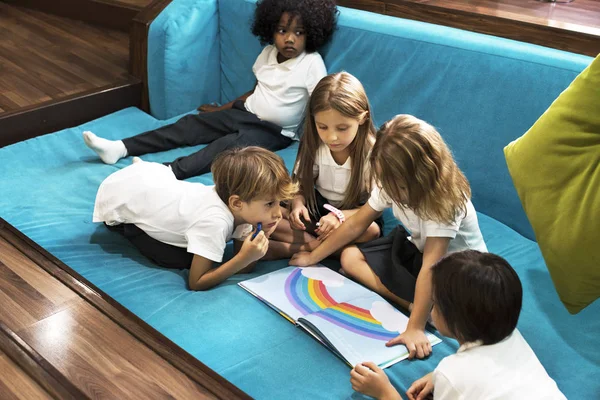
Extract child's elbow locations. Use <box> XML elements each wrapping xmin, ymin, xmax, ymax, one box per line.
<box><xmin>188</xmin><ymin>279</ymin><xmax>214</xmax><ymax>291</ymax></box>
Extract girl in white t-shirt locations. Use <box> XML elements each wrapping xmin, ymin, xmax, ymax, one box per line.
<box><xmin>82</xmin><ymin>0</ymin><xmax>338</xmax><ymax>180</ymax></box>
<box><xmin>93</xmin><ymin>147</ymin><xmax>297</xmax><ymax>291</ymax></box>
<box><xmin>291</xmin><ymin>114</ymin><xmax>487</xmax><ymax>358</ymax></box>
<box><xmin>350</xmin><ymin>250</ymin><xmax>566</xmax><ymax>400</ymax></box>
<box><xmin>268</xmin><ymin>72</ymin><xmax>382</xmax><ymax>259</ymax></box>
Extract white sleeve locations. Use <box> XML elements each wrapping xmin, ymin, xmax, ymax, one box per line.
<box><xmin>185</xmin><ymin>217</ymin><xmax>231</xmax><ymax>263</ymax></box>
<box><xmin>367</xmin><ymin>185</ymin><xmax>392</xmax><ymax>212</ymax></box>
<box><xmin>433</xmin><ymin>368</ymin><xmax>464</xmax><ymax>400</ymax></box>
<box><xmin>305</xmin><ymin>53</ymin><xmax>327</xmax><ymax>95</ymax></box>
<box><xmin>422</xmin><ymin>211</ymin><xmax>461</xmax><ymax>239</ymax></box>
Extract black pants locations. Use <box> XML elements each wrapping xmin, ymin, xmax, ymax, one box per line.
<box><xmin>123</xmin><ymin>101</ymin><xmax>293</xmax><ymax>179</ymax></box>
<box><xmin>105</xmin><ymin>223</ymin><xmax>193</xmax><ymax>269</ymax></box>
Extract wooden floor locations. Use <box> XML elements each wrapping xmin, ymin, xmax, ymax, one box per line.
<box><xmin>0</xmin><ymin>219</ymin><xmax>249</xmax><ymax>399</ymax></box>
<box><xmin>0</xmin><ymin>2</ymin><xmax>130</xmax><ymax>114</ymax></box>
<box><xmin>0</xmin><ymin>347</ymin><xmax>54</xmax><ymax>399</ymax></box>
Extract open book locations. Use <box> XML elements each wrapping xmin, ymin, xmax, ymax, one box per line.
<box><xmin>239</xmin><ymin>265</ymin><xmax>441</xmax><ymax>369</ymax></box>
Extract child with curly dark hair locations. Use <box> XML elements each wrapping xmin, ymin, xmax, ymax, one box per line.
<box><xmin>83</xmin><ymin>0</ymin><xmax>338</xmax><ymax>180</ymax></box>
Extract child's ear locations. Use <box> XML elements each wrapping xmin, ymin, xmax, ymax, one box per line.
<box><xmin>228</xmin><ymin>195</ymin><xmax>244</xmax><ymax>211</ymax></box>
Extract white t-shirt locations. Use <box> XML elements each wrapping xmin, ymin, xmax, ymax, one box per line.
<box><xmin>294</xmin><ymin>144</ymin><xmax>369</xmax><ymax>208</ymax></box>
<box><xmin>244</xmin><ymin>45</ymin><xmax>327</xmax><ymax>138</ymax></box>
<box><xmin>92</xmin><ymin>161</ymin><xmax>250</xmax><ymax>262</ymax></box>
<box><xmin>368</xmin><ymin>185</ymin><xmax>487</xmax><ymax>253</ymax></box>
<box><xmin>314</xmin><ymin>143</ymin><xmax>353</xmax><ymax>206</ymax></box>
<box><xmin>433</xmin><ymin>330</ymin><xmax>567</xmax><ymax>399</ymax></box>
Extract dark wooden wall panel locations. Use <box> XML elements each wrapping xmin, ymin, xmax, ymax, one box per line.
<box><xmin>130</xmin><ymin>0</ymin><xmax>173</xmax><ymax>113</ymax></box>
<box><xmin>0</xmin><ymin>81</ymin><xmax>141</xmax><ymax>148</ymax></box>
<box><xmin>337</xmin><ymin>0</ymin><xmax>600</xmax><ymax>57</ymax></box>
<box><xmin>338</xmin><ymin>0</ymin><xmax>386</xmax><ymax>14</ymax></box>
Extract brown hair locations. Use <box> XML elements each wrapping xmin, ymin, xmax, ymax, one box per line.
<box><xmin>431</xmin><ymin>250</ymin><xmax>523</xmax><ymax>345</ymax></box>
<box><xmin>293</xmin><ymin>72</ymin><xmax>376</xmax><ymax>216</ymax></box>
<box><xmin>212</xmin><ymin>146</ymin><xmax>297</xmax><ymax>203</ymax></box>
<box><xmin>371</xmin><ymin>114</ymin><xmax>470</xmax><ymax>224</ymax></box>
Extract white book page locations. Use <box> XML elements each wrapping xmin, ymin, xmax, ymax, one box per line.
<box><xmin>239</xmin><ymin>265</ymin><xmax>375</xmax><ymax>321</ymax></box>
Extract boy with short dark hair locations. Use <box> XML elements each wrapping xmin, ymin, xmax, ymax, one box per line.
<box><xmin>350</xmin><ymin>250</ymin><xmax>567</xmax><ymax>400</ymax></box>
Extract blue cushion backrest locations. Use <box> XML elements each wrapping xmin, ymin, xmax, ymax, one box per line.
<box><xmin>147</xmin><ymin>0</ymin><xmax>221</xmax><ymax>120</ymax></box>
<box><xmin>217</xmin><ymin>1</ymin><xmax>593</xmax><ymax>239</ymax></box>
<box><xmin>323</xmin><ymin>8</ymin><xmax>592</xmax><ymax>239</ymax></box>
<box><xmin>217</xmin><ymin>0</ymin><xmax>264</xmax><ymax>103</ymax></box>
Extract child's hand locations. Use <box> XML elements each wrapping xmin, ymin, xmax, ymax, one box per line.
<box><xmin>406</xmin><ymin>372</ymin><xmax>434</xmax><ymax>400</ymax></box>
<box><xmin>316</xmin><ymin>213</ymin><xmax>341</xmax><ymax>241</ymax></box>
<box><xmin>197</xmin><ymin>103</ymin><xmax>223</xmax><ymax>113</ymax></box>
<box><xmin>386</xmin><ymin>328</ymin><xmax>432</xmax><ymax>359</ymax></box>
<box><xmin>350</xmin><ymin>362</ymin><xmax>401</xmax><ymax>400</ymax></box>
<box><xmin>289</xmin><ymin>251</ymin><xmax>315</xmax><ymax>267</ymax></box>
<box><xmin>239</xmin><ymin>229</ymin><xmax>268</xmax><ymax>263</ymax></box>
<box><xmin>290</xmin><ymin>204</ymin><xmax>310</xmax><ymax>230</ymax></box>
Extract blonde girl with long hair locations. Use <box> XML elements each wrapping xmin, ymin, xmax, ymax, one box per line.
<box><xmin>268</xmin><ymin>72</ymin><xmax>382</xmax><ymax>258</ymax></box>
<box><xmin>291</xmin><ymin>115</ymin><xmax>487</xmax><ymax>359</ymax></box>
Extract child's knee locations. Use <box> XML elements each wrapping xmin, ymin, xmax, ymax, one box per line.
<box><xmin>340</xmin><ymin>246</ymin><xmax>364</xmax><ymax>276</ymax></box>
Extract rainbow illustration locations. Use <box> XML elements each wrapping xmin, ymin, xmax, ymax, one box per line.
<box><xmin>284</xmin><ymin>268</ymin><xmax>398</xmax><ymax>341</ymax></box>
<box><xmin>284</xmin><ymin>268</ymin><xmax>338</xmax><ymax>314</ymax></box>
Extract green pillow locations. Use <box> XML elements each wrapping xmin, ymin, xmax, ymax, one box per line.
<box><xmin>504</xmin><ymin>55</ymin><xmax>600</xmax><ymax>314</ymax></box>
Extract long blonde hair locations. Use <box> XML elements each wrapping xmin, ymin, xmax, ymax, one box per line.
<box><xmin>371</xmin><ymin>115</ymin><xmax>471</xmax><ymax>224</ymax></box>
<box><xmin>293</xmin><ymin>72</ymin><xmax>376</xmax><ymax>216</ymax></box>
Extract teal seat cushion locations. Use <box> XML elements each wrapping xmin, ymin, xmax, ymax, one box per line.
<box><xmin>1</xmin><ymin>108</ymin><xmax>598</xmax><ymax>398</ymax></box>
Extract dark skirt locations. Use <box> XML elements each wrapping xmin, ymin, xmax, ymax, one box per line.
<box><xmin>356</xmin><ymin>225</ymin><xmax>423</xmax><ymax>302</ymax></box>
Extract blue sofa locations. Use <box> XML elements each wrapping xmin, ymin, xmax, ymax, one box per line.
<box><xmin>1</xmin><ymin>0</ymin><xmax>598</xmax><ymax>398</ymax></box>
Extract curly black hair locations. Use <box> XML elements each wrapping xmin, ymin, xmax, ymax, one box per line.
<box><xmin>251</xmin><ymin>0</ymin><xmax>338</xmax><ymax>53</ymax></box>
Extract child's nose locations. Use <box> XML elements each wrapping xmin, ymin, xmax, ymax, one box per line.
<box><xmin>273</xmin><ymin>207</ymin><xmax>282</xmax><ymax>219</ymax></box>
<box><xmin>285</xmin><ymin>33</ymin><xmax>294</xmax><ymax>43</ymax></box>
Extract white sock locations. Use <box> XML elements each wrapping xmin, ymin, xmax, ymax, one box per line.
<box><xmin>82</xmin><ymin>131</ymin><xmax>127</xmax><ymax>164</ymax></box>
